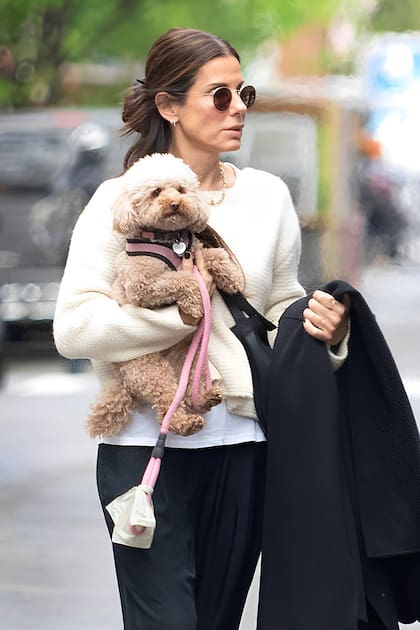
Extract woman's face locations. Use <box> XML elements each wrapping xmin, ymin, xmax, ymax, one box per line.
<box><xmin>172</xmin><ymin>55</ymin><xmax>248</xmax><ymax>156</ymax></box>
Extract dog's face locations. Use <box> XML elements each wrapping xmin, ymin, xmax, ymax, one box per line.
<box><xmin>112</xmin><ymin>154</ymin><xmax>210</xmax><ymax>236</ymax></box>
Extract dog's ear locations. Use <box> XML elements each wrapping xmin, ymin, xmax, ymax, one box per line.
<box><xmin>112</xmin><ymin>190</ymin><xmax>140</xmax><ymax>235</ymax></box>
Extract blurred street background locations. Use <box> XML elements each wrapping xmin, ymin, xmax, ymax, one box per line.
<box><xmin>1</xmin><ymin>0</ymin><xmax>420</xmax><ymax>628</ymax></box>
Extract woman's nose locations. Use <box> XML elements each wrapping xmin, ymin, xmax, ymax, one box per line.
<box><xmin>230</xmin><ymin>91</ymin><xmax>247</xmax><ymax>114</ymax></box>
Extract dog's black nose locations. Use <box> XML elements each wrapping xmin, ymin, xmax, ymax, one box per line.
<box><xmin>170</xmin><ymin>202</ymin><xmax>180</xmax><ymax>211</ymax></box>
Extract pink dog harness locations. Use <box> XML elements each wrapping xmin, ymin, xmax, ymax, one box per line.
<box><xmin>126</xmin><ymin>229</ymin><xmax>192</xmax><ymax>270</ymax></box>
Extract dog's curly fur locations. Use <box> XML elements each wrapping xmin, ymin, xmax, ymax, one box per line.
<box><xmin>87</xmin><ymin>153</ymin><xmax>245</xmax><ymax>438</ymax></box>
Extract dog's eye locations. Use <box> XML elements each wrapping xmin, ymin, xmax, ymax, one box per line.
<box><xmin>151</xmin><ymin>188</ymin><xmax>161</xmax><ymax>198</ymax></box>
<box><xmin>178</xmin><ymin>186</ymin><xmax>186</xmax><ymax>194</ymax></box>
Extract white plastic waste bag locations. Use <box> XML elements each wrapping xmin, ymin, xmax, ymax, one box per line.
<box><xmin>106</xmin><ymin>483</ymin><xmax>156</xmax><ymax>549</ymax></box>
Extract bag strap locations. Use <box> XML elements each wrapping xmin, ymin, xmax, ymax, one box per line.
<box><xmin>219</xmin><ymin>290</ymin><xmax>276</xmax><ymax>332</ymax></box>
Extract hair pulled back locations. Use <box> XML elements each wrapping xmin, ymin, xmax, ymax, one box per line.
<box><xmin>121</xmin><ymin>28</ymin><xmax>240</xmax><ymax>170</ymax></box>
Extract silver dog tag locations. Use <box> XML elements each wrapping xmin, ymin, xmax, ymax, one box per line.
<box><xmin>172</xmin><ymin>240</ymin><xmax>186</xmax><ymax>256</ymax></box>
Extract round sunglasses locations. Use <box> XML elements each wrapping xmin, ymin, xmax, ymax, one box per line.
<box><xmin>171</xmin><ymin>84</ymin><xmax>256</xmax><ymax>112</ymax></box>
<box><xmin>207</xmin><ymin>85</ymin><xmax>256</xmax><ymax>111</ymax></box>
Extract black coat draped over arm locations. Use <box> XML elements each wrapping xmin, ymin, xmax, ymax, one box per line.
<box><xmin>258</xmin><ymin>280</ymin><xmax>420</xmax><ymax>630</ymax></box>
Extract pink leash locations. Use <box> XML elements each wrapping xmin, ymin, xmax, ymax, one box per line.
<box><xmin>134</xmin><ymin>266</ymin><xmax>212</xmax><ymax>509</ymax></box>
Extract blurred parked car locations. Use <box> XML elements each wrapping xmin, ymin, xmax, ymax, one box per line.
<box><xmin>0</xmin><ymin>108</ymin><xmax>127</xmax><ymax>361</ymax></box>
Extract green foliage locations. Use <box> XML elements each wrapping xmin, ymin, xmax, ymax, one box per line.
<box><xmin>0</xmin><ymin>0</ymin><xmax>341</xmax><ymax>108</ymax></box>
<box><xmin>370</xmin><ymin>0</ymin><xmax>420</xmax><ymax>32</ymax></box>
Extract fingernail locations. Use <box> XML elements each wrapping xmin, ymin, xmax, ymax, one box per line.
<box><xmin>184</xmin><ymin>251</ymin><xmax>191</xmax><ymax>259</ymax></box>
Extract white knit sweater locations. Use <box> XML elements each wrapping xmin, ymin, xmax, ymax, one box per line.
<box><xmin>53</xmin><ymin>164</ymin><xmax>307</xmax><ymax>420</ymax></box>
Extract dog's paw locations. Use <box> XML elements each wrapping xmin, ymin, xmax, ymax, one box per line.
<box><xmin>169</xmin><ymin>411</ymin><xmax>205</xmax><ymax>436</ymax></box>
<box><xmin>201</xmin><ymin>248</ymin><xmax>245</xmax><ymax>293</ymax></box>
<box><xmin>179</xmin><ymin>301</ymin><xmax>204</xmax><ymax>320</ymax></box>
<box><xmin>203</xmin><ymin>383</ymin><xmax>224</xmax><ymax>410</ymax></box>
<box><xmin>177</xmin><ymin>277</ymin><xmax>204</xmax><ymax>318</ymax></box>
<box><xmin>223</xmin><ymin>269</ymin><xmax>246</xmax><ymax>294</ymax></box>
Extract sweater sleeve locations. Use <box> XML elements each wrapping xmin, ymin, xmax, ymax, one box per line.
<box><xmin>53</xmin><ymin>179</ymin><xmax>195</xmax><ymax>362</ymax></box>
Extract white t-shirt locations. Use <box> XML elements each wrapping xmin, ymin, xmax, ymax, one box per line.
<box><xmin>100</xmin><ymin>400</ymin><xmax>265</xmax><ymax>448</ymax></box>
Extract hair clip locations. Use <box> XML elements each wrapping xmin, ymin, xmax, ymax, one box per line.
<box><xmin>136</xmin><ymin>79</ymin><xmax>146</xmax><ymax>85</ymax></box>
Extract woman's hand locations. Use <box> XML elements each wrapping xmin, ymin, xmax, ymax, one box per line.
<box><xmin>303</xmin><ymin>290</ymin><xmax>350</xmax><ymax>348</ymax></box>
<box><xmin>178</xmin><ymin>248</ymin><xmax>215</xmax><ymax>326</ymax></box>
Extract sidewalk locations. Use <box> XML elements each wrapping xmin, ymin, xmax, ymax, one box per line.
<box><xmin>0</xmin><ymin>362</ymin><xmax>121</xmax><ymax>629</ymax></box>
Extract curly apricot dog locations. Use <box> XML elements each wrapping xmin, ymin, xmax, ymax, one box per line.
<box><xmin>87</xmin><ymin>153</ymin><xmax>244</xmax><ymax>438</ymax></box>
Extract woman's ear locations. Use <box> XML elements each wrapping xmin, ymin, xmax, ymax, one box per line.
<box><xmin>155</xmin><ymin>92</ymin><xmax>178</xmax><ymax>124</ymax></box>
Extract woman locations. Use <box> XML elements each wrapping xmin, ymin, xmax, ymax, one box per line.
<box><xmin>53</xmin><ymin>28</ymin><xmax>349</xmax><ymax>630</ymax></box>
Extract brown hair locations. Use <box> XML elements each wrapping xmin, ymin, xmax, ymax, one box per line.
<box><xmin>121</xmin><ymin>28</ymin><xmax>240</xmax><ymax>170</ymax></box>
<box><xmin>121</xmin><ymin>28</ymin><xmax>244</xmax><ymax>284</ymax></box>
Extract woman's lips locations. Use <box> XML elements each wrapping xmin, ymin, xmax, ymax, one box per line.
<box><xmin>224</xmin><ymin>125</ymin><xmax>243</xmax><ymax>136</ymax></box>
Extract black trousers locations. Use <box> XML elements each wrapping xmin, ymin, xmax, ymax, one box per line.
<box><xmin>97</xmin><ymin>442</ymin><xmax>266</xmax><ymax>630</ymax></box>
<box><xmin>358</xmin><ymin>601</ymin><xmax>389</xmax><ymax>630</ymax></box>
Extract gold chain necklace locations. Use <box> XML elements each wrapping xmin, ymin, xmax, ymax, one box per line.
<box><xmin>208</xmin><ymin>162</ymin><xmax>227</xmax><ymax>206</ymax></box>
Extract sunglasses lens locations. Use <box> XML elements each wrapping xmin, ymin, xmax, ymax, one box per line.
<box><xmin>240</xmin><ymin>85</ymin><xmax>256</xmax><ymax>109</ymax></box>
<box><xmin>213</xmin><ymin>87</ymin><xmax>232</xmax><ymax>111</ymax></box>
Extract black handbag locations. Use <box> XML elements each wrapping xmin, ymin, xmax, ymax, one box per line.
<box><xmin>219</xmin><ymin>290</ymin><xmax>276</xmax><ymax>436</ymax></box>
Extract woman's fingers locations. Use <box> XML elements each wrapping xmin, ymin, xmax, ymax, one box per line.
<box><xmin>178</xmin><ymin>248</ymin><xmax>215</xmax><ymax>321</ymax></box>
<box><xmin>180</xmin><ymin>250</ymin><xmax>194</xmax><ymax>271</ymax></box>
<box><xmin>303</xmin><ymin>290</ymin><xmax>350</xmax><ymax>346</ymax></box>
<box><xmin>178</xmin><ymin>252</ymin><xmax>201</xmax><ymax>325</ymax></box>
<box><xmin>193</xmin><ymin>248</ymin><xmax>215</xmax><ymax>296</ymax></box>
